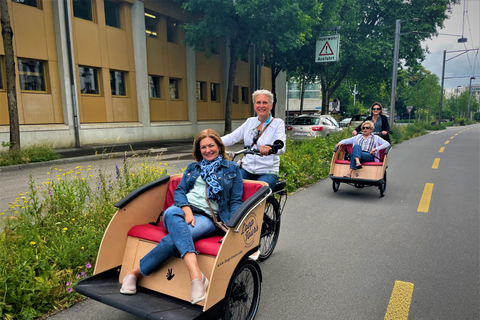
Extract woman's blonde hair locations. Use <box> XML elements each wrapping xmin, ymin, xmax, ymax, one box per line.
<box><xmin>362</xmin><ymin>120</ymin><xmax>374</xmax><ymax>130</ymax></box>
<box><xmin>192</xmin><ymin>129</ymin><xmax>230</xmax><ymax>162</ymax></box>
<box><xmin>371</xmin><ymin>102</ymin><xmax>385</xmax><ymax>115</ymax></box>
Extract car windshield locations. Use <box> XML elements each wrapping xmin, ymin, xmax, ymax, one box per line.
<box><xmin>291</xmin><ymin>117</ymin><xmax>320</xmax><ymax>125</ymax></box>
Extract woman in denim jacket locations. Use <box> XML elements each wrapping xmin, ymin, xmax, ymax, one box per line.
<box><xmin>120</xmin><ymin>129</ymin><xmax>243</xmax><ymax>305</ymax></box>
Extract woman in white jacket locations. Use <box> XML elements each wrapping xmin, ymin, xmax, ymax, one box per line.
<box><xmin>222</xmin><ymin>89</ymin><xmax>286</xmax><ymax>191</ymax></box>
<box><xmin>335</xmin><ymin>120</ymin><xmax>390</xmax><ymax>178</ymax></box>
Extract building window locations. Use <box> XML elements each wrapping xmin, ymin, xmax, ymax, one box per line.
<box><xmin>79</xmin><ymin>66</ymin><xmax>100</xmax><ymax>95</ymax></box>
<box><xmin>149</xmin><ymin>75</ymin><xmax>161</xmax><ymax>98</ymax></box>
<box><xmin>18</xmin><ymin>59</ymin><xmax>46</xmax><ymax>92</ymax></box>
<box><xmin>145</xmin><ymin>12</ymin><xmax>157</xmax><ymax>37</ymax></box>
<box><xmin>169</xmin><ymin>78</ymin><xmax>180</xmax><ymax>100</ymax></box>
<box><xmin>167</xmin><ymin>19</ymin><xmax>178</xmax><ymax>43</ymax></box>
<box><xmin>110</xmin><ymin>70</ymin><xmax>126</xmax><ymax>96</ymax></box>
<box><xmin>73</xmin><ymin>0</ymin><xmax>94</xmax><ymax>21</ymax></box>
<box><xmin>104</xmin><ymin>0</ymin><xmax>121</xmax><ymax>28</ymax></box>
<box><xmin>233</xmin><ymin>86</ymin><xmax>239</xmax><ymax>103</ymax></box>
<box><xmin>241</xmin><ymin>87</ymin><xmax>249</xmax><ymax>104</ymax></box>
<box><xmin>0</xmin><ymin>58</ymin><xmax>3</xmax><ymax>90</ymax></box>
<box><xmin>210</xmin><ymin>83</ymin><xmax>220</xmax><ymax>102</ymax></box>
<box><xmin>196</xmin><ymin>82</ymin><xmax>206</xmax><ymax>101</ymax></box>
<box><xmin>12</xmin><ymin>0</ymin><xmax>41</xmax><ymax>9</ymax></box>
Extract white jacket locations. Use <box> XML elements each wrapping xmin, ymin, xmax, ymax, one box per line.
<box><xmin>222</xmin><ymin>117</ymin><xmax>286</xmax><ymax>175</ymax></box>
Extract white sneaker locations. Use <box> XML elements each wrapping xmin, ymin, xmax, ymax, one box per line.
<box><xmin>120</xmin><ymin>274</ymin><xmax>137</xmax><ymax>295</ymax></box>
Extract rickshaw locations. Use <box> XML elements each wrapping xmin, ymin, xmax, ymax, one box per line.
<box><xmin>329</xmin><ymin>142</ymin><xmax>391</xmax><ymax>197</ymax></box>
<box><xmin>75</xmin><ymin>173</ymin><xmax>270</xmax><ymax>320</ymax></box>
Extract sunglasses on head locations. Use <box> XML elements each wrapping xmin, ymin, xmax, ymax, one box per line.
<box><xmin>362</xmin><ymin>126</ymin><xmax>371</xmax><ymax>129</ymax></box>
<box><xmin>372</xmin><ymin>107</ymin><xmax>381</xmax><ymax>110</ymax></box>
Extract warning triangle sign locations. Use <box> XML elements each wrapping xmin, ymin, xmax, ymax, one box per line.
<box><xmin>319</xmin><ymin>41</ymin><xmax>334</xmax><ymax>56</ymax></box>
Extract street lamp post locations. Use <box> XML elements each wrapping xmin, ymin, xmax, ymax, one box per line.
<box><xmin>455</xmin><ymin>85</ymin><xmax>461</xmax><ymax>115</ymax></box>
<box><xmin>467</xmin><ymin>76</ymin><xmax>476</xmax><ymax>121</ymax></box>
<box><xmin>390</xmin><ymin>18</ymin><xmax>418</xmax><ymax>128</ymax></box>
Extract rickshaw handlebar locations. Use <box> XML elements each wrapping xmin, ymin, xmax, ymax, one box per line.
<box><xmin>230</xmin><ymin>140</ymin><xmax>284</xmax><ymax>161</ymax></box>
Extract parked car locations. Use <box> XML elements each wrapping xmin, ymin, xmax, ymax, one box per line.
<box><xmin>287</xmin><ymin>114</ymin><xmax>343</xmax><ymax>139</ymax></box>
<box><xmin>349</xmin><ymin>114</ymin><xmax>369</xmax><ymax>130</ymax></box>
<box><xmin>339</xmin><ymin>117</ymin><xmax>352</xmax><ymax>127</ymax></box>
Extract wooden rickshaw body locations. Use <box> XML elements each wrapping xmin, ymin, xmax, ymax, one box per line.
<box><xmin>76</xmin><ymin>173</ymin><xmax>269</xmax><ymax>319</ymax></box>
<box><xmin>329</xmin><ymin>144</ymin><xmax>391</xmax><ymax>196</ymax></box>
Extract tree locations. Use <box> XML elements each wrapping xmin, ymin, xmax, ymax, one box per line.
<box><xmin>178</xmin><ymin>0</ymin><xmax>318</xmax><ymax>133</ymax></box>
<box><xmin>402</xmin><ymin>68</ymin><xmax>441</xmax><ymax>122</ymax></box>
<box><xmin>0</xmin><ymin>0</ymin><xmax>20</xmax><ymax>151</ymax></box>
<box><xmin>292</xmin><ymin>0</ymin><xmax>456</xmax><ymax>116</ymax></box>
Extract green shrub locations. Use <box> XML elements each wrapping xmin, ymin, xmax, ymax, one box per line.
<box><xmin>0</xmin><ymin>144</ymin><xmax>60</xmax><ymax>167</ymax></box>
<box><xmin>0</xmin><ymin>157</ymin><xmax>168</xmax><ymax>320</ymax></box>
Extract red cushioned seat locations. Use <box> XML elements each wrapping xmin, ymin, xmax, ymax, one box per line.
<box><xmin>128</xmin><ymin>176</ymin><xmax>264</xmax><ymax>257</ymax></box>
<box><xmin>339</xmin><ymin>145</ymin><xmax>385</xmax><ymax>165</ymax></box>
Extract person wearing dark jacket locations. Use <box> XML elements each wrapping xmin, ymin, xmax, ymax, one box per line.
<box><xmin>352</xmin><ymin>102</ymin><xmax>390</xmax><ymax>143</ymax></box>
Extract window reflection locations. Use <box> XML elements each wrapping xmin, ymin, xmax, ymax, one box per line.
<box><xmin>73</xmin><ymin>0</ymin><xmax>93</xmax><ymax>21</ymax></box>
<box><xmin>104</xmin><ymin>0</ymin><xmax>121</xmax><ymax>28</ymax></box>
<box><xmin>12</xmin><ymin>0</ymin><xmax>40</xmax><ymax>9</ymax></box>
<box><xmin>149</xmin><ymin>75</ymin><xmax>161</xmax><ymax>98</ymax></box>
<box><xmin>18</xmin><ymin>59</ymin><xmax>46</xmax><ymax>92</ymax></box>
<box><xmin>169</xmin><ymin>79</ymin><xmax>179</xmax><ymax>99</ymax></box>
<box><xmin>210</xmin><ymin>83</ymin><xmax>220</xmax><ymax>102</ymax></box>
<box><xmin>79</xmin><ymin>66</ymin><xmax>99</xmax><ymax>94</ymax></box>
<box><xmin>110</xmin><ymin>70</ymin><xmax>126</xmax><ymax>96</ymax></box>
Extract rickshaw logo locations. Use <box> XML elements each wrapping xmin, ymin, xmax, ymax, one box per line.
<box><xmin>241</xmin><ymin>214</ymin><xmax>259</xmax><ymax>247</ymax></box>
<box><xmin>166</xmin><ymin>268</ymin><xmax>175</xmax><ymax>281</ymax></box>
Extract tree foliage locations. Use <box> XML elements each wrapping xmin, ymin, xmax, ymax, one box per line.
<box><xmin>178</xmin><ymin>0</ymin><xmax>320</xmax><ymax>132</ymax></box>
<box><xmin>292</xmin><ymin>0</ymin><xmax>456</xmax><ymax>115</ymax></box>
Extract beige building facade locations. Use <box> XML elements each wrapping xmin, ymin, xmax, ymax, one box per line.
<box><xmin>0</xmin><ymin>0</ymin><xmax>286</xmax><ymax>150</ymax></box>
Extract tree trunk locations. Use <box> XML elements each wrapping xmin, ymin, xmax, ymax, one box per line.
<box><xmin>320</xmin><ymin>75</ymin><xmax>329</xmax><ymax>115</ymax></box>
<box><xmin>0</xmin><ymin>0</ymin><xmax>20</xmax><ymax>151</ymax></box>
<box><xmin>224</xmin><ymin>41</ymin><xmax>237</xmax><ymax>135</ymax></box>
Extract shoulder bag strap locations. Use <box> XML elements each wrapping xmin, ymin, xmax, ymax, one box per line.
<box><xmin>204</xmin><ymin>184</ymin><xmax>228</xmax><ymax>233</ymax></box>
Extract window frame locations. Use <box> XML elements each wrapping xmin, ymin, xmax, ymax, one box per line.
<box><xmin>79</xmin><ymin>66</ymin><xmax>101</xmax><ymax>95</ymax></box>
<box><xmin>241</xmin><ymin>87</ymin><xmax>249</xmax><ymax>104</ymax></box>
<box><xmin>104</xmin><ymin>0</ymin><xmax>121</xmax><ymax>29</ymax></box>
<box><xmin>72</xmin><ymin>0</ymin><xmax>95</xmax><ymax>22</ymax></box>
<box><xmin>166</xmin><ymin>19</ymin><xmax>178</xmax><ymax>44</ymax></box>
<box><xmin>169</xmin><ymin>78</ymin><xmax>180</xmax><ymax>100</ymax></box>
<box><xmin>196</xmin><ymin>81</ymin><xmax>206</xmax><ymax>101</ymax></box>
<box><xmin>210</xmin><ymin>83</ymin><xmax>220</xmax><ymax>103</ymax></box>
<box><xmin>110</xmin><ymin>70</ymin><xmax>127</xmax><ymax>96</ymax></box>
<box><xmin>149</xmin><ymin>75</ymin><xmax>162</xmax><ymax>99</ymax></box>
<box><xmin>17</xmin><ymin>58</ymin><xmax>48</xmax><ymax>93</ymax></box>
<box><xmin>144</xmin><ymin>11</ymin><xmax>158</xmax><ymax>38</ymax></box>
<box><xmin>12</xmin><ymin>0</ymin><xmax>42</xmax><ymax>9</ymax></box>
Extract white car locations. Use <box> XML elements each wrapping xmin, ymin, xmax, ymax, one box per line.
<box><xmin>339</xmin><ymin>118</ymin><xmax>352</xmax><ymax>127</ymax></box>
<box><xmin>287</xmin><ymin>114</ymin><xmax>343</xmax><ymax>139</ymax></box>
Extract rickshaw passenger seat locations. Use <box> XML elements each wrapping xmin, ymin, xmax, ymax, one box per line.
<box><xmin>126</xmin><ymin>177</ymin><xmax>264</xmax><ymax>257</ymax></box>
<box><xmin>335</xmin><ymin>144</ymin><xmax>386</xmax><ymax>165</ymax></box>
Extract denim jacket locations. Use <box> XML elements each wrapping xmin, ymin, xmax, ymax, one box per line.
<box><xmin>173</xmin><ymin>159</ymin><xmax>244</xmax><ymax>223</ymax></box>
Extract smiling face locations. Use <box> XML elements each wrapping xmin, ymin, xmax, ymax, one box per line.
<box><xmin>371</xmin><ymin>103</ymin><xmax>382</xmax><ymax>115</ymax></box>
<box><xmin>254</xmin><ymin>94</ymin><xmax>273</xmax><ymax>120</ymax></box>
<box><xmin>199</xmin><ymin>137</ymin><xmax>220</xmax><ymax>161</ymax></box>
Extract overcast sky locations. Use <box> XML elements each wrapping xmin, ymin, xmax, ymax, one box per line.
<box><xmin>421</xmin><ymin>0</ymin><xmax>480</xmax><ymax>91</ymax></box>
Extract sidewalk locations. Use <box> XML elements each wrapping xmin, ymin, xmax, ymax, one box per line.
<box><xmin>0</xmin><ymin>139</ymin><xmax>196</xmax><ymax>173</ymax></box>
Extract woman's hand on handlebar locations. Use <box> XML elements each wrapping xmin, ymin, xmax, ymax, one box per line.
<box><xmin>259</xmin><ymin>145</ymin><xmax>272</xmax><ymax>156</ymax></box>
<box><xmin>352</xmin><ymin>130</ymin><xmax>358</xmax><ymax>136</ymax></box>
<box><xmin>381</xmin><ymin>130</ymin><xmax>388</xmax><ymax>136</ymax></box>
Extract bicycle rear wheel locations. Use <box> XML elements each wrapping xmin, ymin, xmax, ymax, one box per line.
<box><xmin>258</xmin><ymin>196</ymin><xmax>281</xmax><ymax>261</ymax></box>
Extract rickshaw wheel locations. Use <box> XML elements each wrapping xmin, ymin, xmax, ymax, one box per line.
<box><xmin>332</xmin><ymin>180</ymin><xmax>340</xmax><ymax>192</ymax></box>
<box><xmin>379</xmin><ymin>172</ymin><xmax>387</xmax><ymax>197</ymax></box>
<box><xmin>222</xmin><ymin>261</ymin><xmax>261</xmax><ymax>320</ymax></box>
<box><xmin>258</xmin><ymin>197</ymin><xmax>281</xmax><ymax>261</ymax></box>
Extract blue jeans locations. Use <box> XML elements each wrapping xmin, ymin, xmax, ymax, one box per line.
<box><xmin>240</xmin><ymin>168</ymin><xmax>278</xmax><ymax>191</ymax></box>
<box><xmin>139</xmin><ymin>205</ymin><xmax>217</xmax><ymax>276</ymax></box>
<box><xmin>350</xmin><ymin>144</ymin><xmax>374</xmax><ymax>169</ymax></box>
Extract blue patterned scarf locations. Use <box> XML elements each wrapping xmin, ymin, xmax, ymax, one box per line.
<box><xmin>200</xmin><ymin>154</ymin><xmax>223</xmax><ymax>202</ymax></box>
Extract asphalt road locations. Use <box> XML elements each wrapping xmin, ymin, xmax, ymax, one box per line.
<box><xmin>4</xmin><ymin>126</ymin><xmax>479</xmax><ymax>320</ymax></box>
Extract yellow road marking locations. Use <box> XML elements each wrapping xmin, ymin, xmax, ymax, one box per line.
<box><xmin>384</xmin><ymin>281</ymin><xmax>415</xmax><ymax>320</ymax></box>
<box><xmin>445</xmin><ymin>140</ymin><xmax>450</xmax><ymax>144</ymax></box>
<box><xmin>418</xmin><ymin>183</ymin><xmax>434</xmax><ymax>212</ymax></box>
<box><xmin>439</xmin><ymin>147</ymin><xmax>445</xmax><ymax>153</ymax></box>
<box><xmin>450</xmin><ymin>136</ymin><xmax>454</xmax><ymax>139</ymax></box>
<box><xmin>455</xmin><ymin>133</ymin><xmax>458</xmax><ymax>136</ymax></box>
<box><xmin>432</xmin><ymin>158</ymin><xmax>440</xmax><ymax>169</ymax></box>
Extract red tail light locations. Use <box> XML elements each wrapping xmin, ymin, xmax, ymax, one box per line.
<box><xmin>312</xmin><ymin>126</ymin><xmax>323</xmax><ymax>131</ymax></box>
<box><xmin>287</xmin><ymin>126</ymin><xmax>293</xmax><ymax>131</ymax></box>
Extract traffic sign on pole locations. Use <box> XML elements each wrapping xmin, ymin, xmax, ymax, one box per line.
<box><xmin>407</xmin><ymin>106</ymin><xmax>413</xmax><ymax>114</ymax></box>
<box><xmin>316</xmin><ymin>35</ymin><xmax>340</xmax><ymax>63</ymax></box>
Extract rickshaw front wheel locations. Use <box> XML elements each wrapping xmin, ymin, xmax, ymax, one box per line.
<box><xmin>333</xmin><ymin>180</ymin><xmax>340</xmax><ymax>192</ymax></box>
<box><xmin>222</xmin><ymin>261</ymin><xmax>261</xmax><ymax>320</ymax></box>
<box><xmin>258</xmin><ymin>196</ymin><xmax>281</xmax><ymax>261</ymax></box>
<box><xmin>379</xmin><ymin>172</ymin><xmax>387</xmax><ymax>197</ymax></box>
